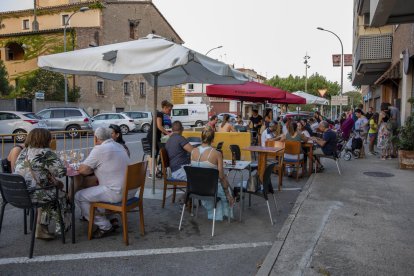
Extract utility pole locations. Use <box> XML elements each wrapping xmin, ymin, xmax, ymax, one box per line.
<box><xmin>32</xmin><ymin>0</ymin><xmax>39</xmax><ymax>31</ymax></box>
<box><xmin>304</xmin><ymin>53</ymin><xmax>310</xmax><ymax>92</ymax></box>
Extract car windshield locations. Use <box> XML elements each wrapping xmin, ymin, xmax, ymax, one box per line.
<box><xmin>24</xmin><ymin>113</ymin><xmax>40</xmax><ymax>119</ymax></box>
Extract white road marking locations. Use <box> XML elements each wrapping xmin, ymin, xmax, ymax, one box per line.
<box><xmin>0</xmin><ymin>242</ymin><xmax>272</xmax><ymax>265</ymax></box>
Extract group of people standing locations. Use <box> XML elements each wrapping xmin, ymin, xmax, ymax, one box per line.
<box><xmin>343</xmin><ymin>102</ymin><xmax>400</xmax><ymax>160</ymax></box>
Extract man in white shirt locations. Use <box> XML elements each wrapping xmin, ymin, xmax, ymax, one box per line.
<box><xmin>261</xmin><ymin>123</ymin><xmax>277</xmax><ymax>146</ymax></box>
<box><xmin>75</xmin><ymin>127</ymin><xmax>130</xmax><ymax>238</ymax></box>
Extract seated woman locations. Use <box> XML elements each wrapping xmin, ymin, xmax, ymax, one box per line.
<box><xmin>279</xmin><ymin>121</ymin><xmax>309</xmax><ymax>176</ymax></box>
<box><xmin>1</xmin><ymin>143</ymin><xmax>24</xmax><ymax>173</ymax></box>
<box><xmin>109</xmin><ymin>124</ymin><xmax>130</xmax><ymax>157</ymax></box>
<box><xmin>14</xmin><ymin>128</ymin><xmax>66</xmax><ymax>240</ymax></box>
<box><xmin>218</xmin><ymin>114</ymin><xmax>235</xmax><ymax>132</ymax></box>
<box><xmin>190</xmin><ymin>128</ymin><xmax>234</xmax><ymax>220</ymax></box>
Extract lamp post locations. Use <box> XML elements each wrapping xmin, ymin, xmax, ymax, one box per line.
<box><xmin>63</xmin><ymin>7</ymin><xmax>89</xmax><ymax>105</ymax></box>
<box><xmin>202</xmin><ymin>45</ymin><xmax>223</xmax><ymax>111</ymax></box>
<box><xmin>304</xmin><ymin>53</ymin><xmax>310</xmax><ymax>92</ymax></box>
<box><xmin>317</xmin><ymin>27</ymin><xmax>344</xmax><ymax>115</ymax></box>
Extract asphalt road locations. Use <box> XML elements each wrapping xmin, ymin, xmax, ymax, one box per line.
<box><xmin>0</xmin><ymin>132</ymin><xmax>308</xmax><ymax>275</ymax></box>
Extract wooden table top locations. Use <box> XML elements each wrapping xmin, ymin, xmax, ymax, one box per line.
<box><xmin>242</xmin><ymin>146</ymin><xmax>283</xmax><ymax>153</ymax></box>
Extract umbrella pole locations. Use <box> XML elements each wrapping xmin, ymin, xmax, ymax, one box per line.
<box><xmin>152</xmin><ymin>74</ymin><xmax>159</xmax><ymax>194</ymax></box>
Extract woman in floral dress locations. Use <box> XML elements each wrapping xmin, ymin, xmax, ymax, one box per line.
<box><xmin>377</xmin><ymin>111</ymin><xmax>392</xmax><ymax>160</ymax></box>
<box><xmin>14</xmin><ymin>128</ymin><xmax>66</xmax><ymax>240</ymax></box>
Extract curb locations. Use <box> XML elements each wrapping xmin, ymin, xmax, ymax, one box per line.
<box><xmin>256</xmin><ymin>173</ymin><xmax>316</xmax><ymax>276</ymax></box>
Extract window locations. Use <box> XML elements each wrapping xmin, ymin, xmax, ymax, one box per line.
<box><xmin>93</xmin><ymin>115</ymin><xmax>105</xmax><ymax>120</ymax></box>
<box><xmin>37</xmin><ymin>110</ymin><xmax>51</xmax><ymax>119</ymax></box>
<box><xmin>172</xmin><ymin>109</ymin><xmax>188</xmax><ymax>116</ymax></box>
<box><xmin>123</xmin><ymin>82</ymin><xmax>130</xmax><ymax>96</ymax></box>
<box><xmin>128</xmin><ymin>20</ymin><xmax>139</xmax><ymax>40</ymax></box>
<box><xmin>116</xmin><ymin>108</ymin><xmax>124</xmax><ymax>113</ymax></box>
<box><xmin>52</xmin><ymin>110</ymin><xmax>65</xmax><ymax>118</ymax></box>
<box><xmin>0</xmin><ymin>112</ymin><xmax>19</xmax><ymax>120</ymax></box>
<box><xmin>107</xmin><ymin>114</ymin><xmax>121</xmax><ymax>120</ymax></box>
<box><xmin>142</xmin><ymin>112</ymin><xmax>149</xmax><ymax>118</ymax></box>
<box><xmin>97</xmin><ymin>80</ymin><xmax>104</xmax><ymax>95</ymax></box>
<box><xmin>22</xmin><ymin>19</ymin><xmax>30</xmax><ymax>30</ymax></box>
<box><xmin>65</xmin><ymin>109</ymin><xmax>82</xmax><ymax>117</ymax></box>
<box><xmin>139</xmin><ymin>82</ymin><xmax>146</xmax><ymax>97</ymax></box>
<box><xmin>62</xmin><ymin>14</ymin><xmax>69</xmax><ymax>26</ymax></box>
<box><xmin>188</xmin><ymin>83</ymin><xmax>194</xmax><ymax>90</ymax></box>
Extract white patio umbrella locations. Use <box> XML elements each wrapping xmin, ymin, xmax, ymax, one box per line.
<box><xmin>292</xmin><ymin>91</ymin><xmax>329</xmax><ymax>105</ymax></box>
<box><xmin>38</xmin><ymin>34</ymin><xmax>248</xmax><ymax>193</ymax></box>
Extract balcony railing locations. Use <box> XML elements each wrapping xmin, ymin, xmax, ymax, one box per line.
<box><xmin>353</xmin><ymin>34</ymin><xmax>392</xmax><ymax>85</ymax></box>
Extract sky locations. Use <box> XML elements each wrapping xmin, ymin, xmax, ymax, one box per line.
<box><xmin>0</xmin><ymin>0</ymin><xmax>354</xmax><ymax>92</ymax></box>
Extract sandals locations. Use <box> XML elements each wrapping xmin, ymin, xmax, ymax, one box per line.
<box><xmin>315</xmin><ymin>166</ymin><xmax>325</xmax><ymax>173</ymax></box>
<box><xmin>92</xmin><ymin>226</ymin><xmax>115</xmax><ymax>239</ymax></box>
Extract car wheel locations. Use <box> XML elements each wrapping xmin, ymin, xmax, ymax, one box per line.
<box><xmin>120</xmin><ymin>125</ymin><xmax>129</xmax><ymax>135</ymax></box>
<box><xmin>66</xmin><ymin>125</ymin><xmax>80</xmax><ymax>138</ymax></box>
<box><xmin>195</xmin><ymin>120</ymin><xmax>203</xmax><ymax>127</ymax></box>
<box><xmin>344</xmin><ymin>152</ymin><xmax>352</xmax><ymax>161</ymax></box>
<box><xmin>13</xmin><ymin>129</ymin><xmax>27</xmax><ymax>143</ymax></box>
<box><xmin>141</xmin><ymin>123</ymin><xmax>150</xmax><ymax>133</ymax></box>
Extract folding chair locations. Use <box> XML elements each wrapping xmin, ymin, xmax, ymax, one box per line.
<box><xmin>88</xmin><ymin>161</ymin><xmax>147</xmax><ymax>245</ymax></box>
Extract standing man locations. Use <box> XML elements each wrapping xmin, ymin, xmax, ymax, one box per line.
<box><xmin>365</xmin><ymin>107</ymin><xmax>374</xmax><ymax>120</ymax></box>
<box><xmin>75</xmin><ymin>127</ymin><xmax>130</xmax><ymax>239</ymax></box>
<box><xmin>165</xmin><ymin>121</ymin><xmax>193</xmax><ymax>180</ymax></box>
<box><xmin>205</xmin><ymin>115</ymin><xmax>218</xmax><ymax>132</ymax></box>
<box><xmin>146</xmin><ymin>100</ymin><xmax>173</xmax><ymax>178</ymax></box>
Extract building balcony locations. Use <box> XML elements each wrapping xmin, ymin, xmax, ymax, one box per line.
<box><xmin>353</xmin><ymin>34</ymin><xmax>392</xmax><ymax>86</ymax></box>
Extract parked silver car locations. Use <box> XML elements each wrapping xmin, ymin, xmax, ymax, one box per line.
<box><xmin>91</xmin><ymin>113</ymin><xmax>136</xmax><ymax>135</ymax></box>
<box><xmin>0</xmin><ymin>111</ymin><xmax>40</xmax><ymax>142</ymax></box>
<box><xmin>121</xmin><ymin>111</ymin><xmax>152</xmax><ymax>133</ymax></box>
<box><xmin>36</xmin><ymin>107</ymin><xmax>92</xmax><ymax>138</ymax></box>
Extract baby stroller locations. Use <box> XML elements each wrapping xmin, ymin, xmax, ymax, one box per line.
<box><xmin>338</xmin><ymin>130</ymin><xmax>363</xmax><ymax>161</ymax></box>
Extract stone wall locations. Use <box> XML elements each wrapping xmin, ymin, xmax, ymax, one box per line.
<box><xmin>0</xmin><ymin>99</ymin><xmax>16</xmax><ymax>111</ymax></box>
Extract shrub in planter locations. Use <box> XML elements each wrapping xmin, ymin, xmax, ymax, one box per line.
<box><xmin>398</xmin><ymin>115</ymin><xmax>414</xmax><ymax>169</ymax></box>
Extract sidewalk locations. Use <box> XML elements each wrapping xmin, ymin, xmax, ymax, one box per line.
<box><xmin>257</xmin><ymin>154</ymin><xmax>414</xmax><ymax>275</ymax></box>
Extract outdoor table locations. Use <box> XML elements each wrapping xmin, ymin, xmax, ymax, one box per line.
<box><xmin>189</xmin><ymin>141</ymin><xmax>201</xmax><ymax>147</ymax></box>
<box><xmin>242</xmin><ymin>146</ymin><xmax>283</xmax><ymax>182</ymax></box>
<box><xmin>223</xmin><ymin>160</ymin><xmax>251</xmax><ymax>222</ymax></box>
<box><xmin>302</xmin><ymin>142</ymin><xmax>314</xmax><ymax>176</ymax></box>
<box><xmin>66</xmin><ymin>166</ymin><xmax>79</xmax><ymax>244</ymax></box>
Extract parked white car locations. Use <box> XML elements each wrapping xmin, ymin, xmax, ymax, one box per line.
<box><xmin>91</xmin><ymin>113</ymin><xmax>136</xmax><ymax>135</ymax></box>
<box><xmin>0</xmin><ymin>111</ymin><xmax>40</xmax><ymax>142</ymax></box>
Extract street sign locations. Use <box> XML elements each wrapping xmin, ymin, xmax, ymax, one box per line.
<box><xmin>331</xmin><ymin>95</ymin><xmax>348</xmax><ymax>105</ymax></box>
<box><xmin>35</xmin><ymin>91</ymin><xmax>45</xmax><ymax>100</ymax></box>
<box><xmin>332</xmin><ymin>54</ymin><xmax>353</xmax><ymax>67</ymax></box>
<box><xmin>172</xmin><ymin>87</ymin><xmax>185</xmax><ymax>104</ymax></box>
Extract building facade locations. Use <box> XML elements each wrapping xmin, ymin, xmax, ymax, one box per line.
<box><xmin>352</xmin><ymin>0</ymin><xmax>414</xmax><ymax>124</ymax></box>
<box><xmin>0</xmin><ymin>0</ymin><xmax>183</xmax><ymax>115</ymax></box>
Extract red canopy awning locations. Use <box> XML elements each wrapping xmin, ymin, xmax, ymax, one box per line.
<box><xmin>206</xmin><ymin>81</ymin><xmax>286</xmax><ymax>103</ymax></box>
<box><xmin>270</xmin><ymin>92</ymin><xmax>306</xmax><ymax>104</ymax></box>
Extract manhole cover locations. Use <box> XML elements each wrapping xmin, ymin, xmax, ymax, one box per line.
<box><xmin>363</xmin><ymin>172</ymin><xmax>394</xmax><ymax>177</ymax></box>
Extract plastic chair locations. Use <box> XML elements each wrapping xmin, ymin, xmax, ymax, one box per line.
<box><xmin>159</xmin><ymin>148</ymin><xmax>187</xmax><ymax>208</ymax></box>
<box><xmin>88</xmin><ymin>161</ymin><xmax>147</xmax><ymax>245</ymax></box>
<box><xmin>179</xmin><ymin>166</ymin><xmax>221</xmax><ymax>236</ymax></box>
<box><xmin>141</xmin><ymin>137</ymin><xmax>152</xmax><ymax>161</ymax></box>
<box><xmin>314</xmin><ymin>150</ymin><xmax>342</xmax><ymax>175</ymax></box>
<box><xmin>215</xmin><ymin>142</ymin><xmax>224</xmax><ymax>155</ymax></box>
<box><xmin>0</xmin><ymin>173</ymin><xmax>65</xmax><ymax>258</ymax></box>
<box><xmin>265</xmin><ymin>140</ymin><xmax>285</xmax><ymax>191</ymax></box>
<box><xmin>245</xmin><ymin>163</ymin><xmax>278</xmax><ymax>225</ymax></box>
<box><xmin>283</xmin><ymin>141</ymin><xmax>305</xmax><ymax>181</ymax></box>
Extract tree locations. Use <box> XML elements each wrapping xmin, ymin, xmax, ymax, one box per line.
<box><xmin>14</xmin><ymin>69</ymin><xmax>80</xmax><ymax>101</ymax></box>
<box><xmin>0</xmin><ymin>60</ymin><xmax>12</xmax><ymax>96</ymax></box>
<box><xmin>347</xmin><ymin>72</ymin><xmax>361</xmax><ymax>90</ymax></box>
<box><xmin>343</xmin><ymin>91</ymin><xmax>362</xmax><ymax>110</ymax></box>
<box><xmin>266</xmin><ymin>73</ymin><xmax>340</xmax><ymax>100</ymax></box>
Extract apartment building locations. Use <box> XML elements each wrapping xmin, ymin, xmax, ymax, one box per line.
<box><xmin>0</xmin><ymin>0</ymin><xmax>183</xmax><ymax>114</ymax></box>
<box><xmin>352</xmin><ymin>0</ymin><xmax>414</xmax><ymax>124</ymax></box>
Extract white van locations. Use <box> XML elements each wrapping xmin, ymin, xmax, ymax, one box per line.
<box><xmin>171</xmin><ymin>104</ymin><xmax>209</xmax><ymax>127</ymax></box>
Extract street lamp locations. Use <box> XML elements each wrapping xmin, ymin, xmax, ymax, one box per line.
<box><xmin>317</xmin><ymin>27</ymin><xmax>344</xmax><ymax>115</ymax></box>
<box><xmin>304</xmin><ymin>53</ymin><xmax>310</xmax><ymax>92</ymax></box>
<box><xmin>63</xmin><ymin>6</ymin><xmax>89</xmax><ymax>105</ymax></box>
<box><xmin>201</xmin><ymin>46</ymin><xmax>223</xmax><ymax>110</ymax></box>
<box><xmin>205</xmin><ymin>45</ymin><xmax>223</xmax><ymax>56</ymax></box>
